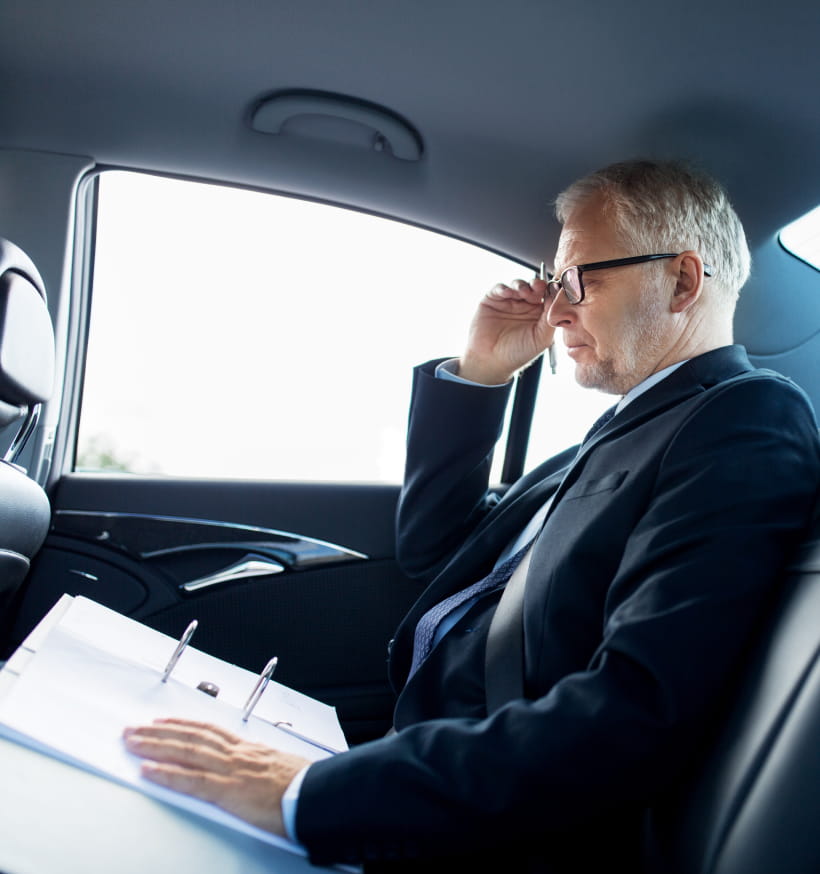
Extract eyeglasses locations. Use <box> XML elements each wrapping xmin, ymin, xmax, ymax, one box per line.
<box><xmin>541</xmin><ymin>253</ymin><xmax>714</xmax><ymax>305</ymax></box>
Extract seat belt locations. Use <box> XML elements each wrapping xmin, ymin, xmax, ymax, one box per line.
<box><xmin>482</xmin><ymin>402</ymin><xmax>625</xmax><ymax>712</ymax></box>
<box><xmin>483</xmin><ymin>541</ymin><xmax>534</xmax><ymax>712</ymax></box>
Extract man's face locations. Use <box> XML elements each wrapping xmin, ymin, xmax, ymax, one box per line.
<box><xmin>549</xmin><ymin>195</ymin><xmax>676</xmax><ymax>396</ymax></box>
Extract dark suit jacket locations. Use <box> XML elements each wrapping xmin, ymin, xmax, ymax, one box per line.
<box><xmin>297</xmin><ymin>345</ymin><xmax>820</xmax><ymax>871</ymax></box>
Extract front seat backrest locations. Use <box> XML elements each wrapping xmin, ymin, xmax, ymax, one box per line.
<box><xmin>0</xmin><ymin>238</ymin><xmax>54</xmax><ymax>622</ymax></box>
<box><xmin>643</xmin><ymin>505</ymin><xmax>820</xmax><ymax>873</ymax></box>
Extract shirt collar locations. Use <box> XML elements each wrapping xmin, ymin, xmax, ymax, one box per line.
<box><xmin>615</xmin><ymin>360</ymin><xmax>689</xmax><ymax>414</ymax></box>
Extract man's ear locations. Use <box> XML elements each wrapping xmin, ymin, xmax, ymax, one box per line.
<box><xmin>670</xmin><ymin>251</ymin><xmax>705</xmax><ymax>313</ymax></box>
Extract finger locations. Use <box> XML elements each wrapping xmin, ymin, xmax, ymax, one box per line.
<box><xmin>124</xmin><ymin>720</ymin><xmax>239</xmax><ymax>752</ymax></box>
<box><xmin>154</xmin><ymin>718</ymin><xmax>244</xmax><ymax>746</ymax></box>
<box><xmin>530</xmin><ymin>276</ymin><xmax>548</xmax><ymax>296</ymax></box>
<box><xmin>485</xmin><ymin>282</ymin><xmax>516</xmax><ymax>299</ymax></box>
<box><xmin>506</xmin><ymin>279</ymin><xmax>547</xmax><ymax>305</ymax></box>
<box><xmin>123</xmin><ymin>726</ymin><xmax>227</xmax><ymax>757</ymax></box>
<box><xmin>483</xmin><ymin>282</ymin><xmax>544</xmax><ymax>311</ymax></box>
<box><xmin>124</xmin><ymin>733</ymin><xmax>235</xmax><ymax>774</ymax></box>
<box><xmin>139</xmin><ymin>760</ymin><xmax>227</xmax><ymax>804</ymax></box>
<box><xmin>490</xmin><ymin>279</ymin><xmax>535</xmax><ymax>295</ymax></box>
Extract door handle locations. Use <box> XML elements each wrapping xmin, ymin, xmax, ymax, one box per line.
<box><xmin>180</xmin><ymin>555</ymin><xmax>285</xmax><ymax>593</ymax></box>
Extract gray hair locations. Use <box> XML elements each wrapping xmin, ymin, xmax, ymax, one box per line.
<box><xmin>555</xmin><ymin>160</ymin><xmax>751</xmax><ymax>305</ymax></box>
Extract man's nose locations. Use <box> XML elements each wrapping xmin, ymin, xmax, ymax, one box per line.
<box><xmin>547</xmin><ymin>290</ymin><xmax>575</xmax><ymax>327</ymax></box>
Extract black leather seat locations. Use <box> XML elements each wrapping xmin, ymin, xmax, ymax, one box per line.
<box><xmin>643</xmin><ymin>503</ymin><xmax>820</xmax><ymax>873</ymax></box>
<box><xmin>0</xmin><ymin>238</ymin><xmax>54</xmax><ymax>622</ymax></box>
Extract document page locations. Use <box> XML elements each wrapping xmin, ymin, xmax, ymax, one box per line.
<box><xmin>0</xmin><ymin>596</ymin><xmax>348</xmax><ymax>857</ymax></box>
<box><xmin>58</xmin><ymin>596</ymin><xmax>348</xmax><ymax>753</ymax></box>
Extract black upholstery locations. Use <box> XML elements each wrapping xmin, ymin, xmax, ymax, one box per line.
<box><xmin>644</xmin><ymin>505</ymin><xmax>820</xmax><ymax>873</ymax></box>
<box><xmin>0</xmin><ymin>238</ymin><xmax>54</xmax><ymax>620</ymax></box>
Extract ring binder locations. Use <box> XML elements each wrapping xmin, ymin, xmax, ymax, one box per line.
<box><xmin>161</xmin><ymin>620</ymin><xmax>198</xmax><ymax>683</ymax></box>
<box><xmin>241</xmin><ymin>657</ymin><xmax>278</xmax><ymax>722</ymax></box>
<box><xmin>0</xmin><ymin>595</ymin><xmax>349</xmax><ymax>862</ymax></box>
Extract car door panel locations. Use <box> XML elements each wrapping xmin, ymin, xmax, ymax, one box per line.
<box><xmin>8</xmin><ymin>475</ymin><xmax>422</xmax><ymax>744</ymax></box>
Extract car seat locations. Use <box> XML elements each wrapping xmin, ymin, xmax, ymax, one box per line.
<box><xmin>0</xmin><ymin>238</ymin><xmax>54</xmax><ymax>624</ymax></box>
<box><xmin>643</xmin><ymin>502</ymin><xmax>820</xmax><ymax>873</ymax></box>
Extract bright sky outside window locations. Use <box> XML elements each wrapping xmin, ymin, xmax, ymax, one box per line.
<box><xmin>78</xmin><ymin>171</ymin><xmax>613</xmax><ymax>483</ymax></box>
<box><xmin>780</xmin><ymin>204</ymin><xmax>820</xmax><ymax>271</ymax></box>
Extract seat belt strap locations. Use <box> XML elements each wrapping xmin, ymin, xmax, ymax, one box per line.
<box><xmin>484</xmin><ymin>541</ymin><xmax>534</xmax><ymax>713</ymax></box>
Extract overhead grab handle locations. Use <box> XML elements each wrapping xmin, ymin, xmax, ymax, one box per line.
<box><xmin>250</xmin><ymin>90</ymin><xmax>424</xmax><ymax>161</ymax></box>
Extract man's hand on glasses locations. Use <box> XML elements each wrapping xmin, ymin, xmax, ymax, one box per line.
<box><xmin>458</xmin><ymin>276</ymin><xmax>555</xmax><ymax>386</ymax></box>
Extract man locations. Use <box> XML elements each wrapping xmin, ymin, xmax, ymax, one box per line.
<box><xmin>124</xmin><ymin>160</ymin><xmax>820</xmax><ymax>871</ymax></box>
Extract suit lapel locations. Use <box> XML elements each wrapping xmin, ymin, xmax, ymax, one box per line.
<box><xmin>543</xmin><ymin>345</ymin><xmax>756</xmax><ymax>517</ymax></box>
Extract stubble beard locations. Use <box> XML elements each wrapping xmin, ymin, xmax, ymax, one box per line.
<box><xmin>573</xmin><ymin>285</ymin><xmax>669</xmax><ymax>396</ymax></box>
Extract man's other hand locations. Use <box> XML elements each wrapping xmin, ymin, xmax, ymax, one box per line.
<box><xmin>123</xmin><ymin>718</ymin><xmax>309</xmax><ymax>837</ymax></box>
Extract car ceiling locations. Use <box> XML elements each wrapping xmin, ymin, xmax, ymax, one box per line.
<box><xmin>1</xmin><ymin>0</ymin><xmax>820</xmax><ymax>267</ymax></box>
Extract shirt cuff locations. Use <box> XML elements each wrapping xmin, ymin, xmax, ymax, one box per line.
<box><xmin>281</xmin><ymin>764</ymin><xmax>311</xmax><ymax>844</ymax></box>
<box><xmin>434</xmin><ymin>358</ymin><xmax>509</xmax><ymax>387</ymax></box>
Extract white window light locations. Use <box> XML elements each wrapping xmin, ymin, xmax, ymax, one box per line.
<box><xmin>780</xmin><ymin>204</ymin><xmax>820</xmax><ymax>271</ymax></box>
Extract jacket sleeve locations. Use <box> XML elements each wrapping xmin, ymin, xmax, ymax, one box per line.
<box><xmin>395</xmin><ymin>359</ymin><xmax>513</xmax><ymax>582</ymax></box>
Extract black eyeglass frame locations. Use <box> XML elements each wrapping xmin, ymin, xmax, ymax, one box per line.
<box><xmin>542</xmin><ymin>253</ymin><xmax>714</xmax><ymax>305</ymax></box>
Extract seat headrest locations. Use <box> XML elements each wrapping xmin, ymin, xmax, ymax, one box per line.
<box><xmin>0</xmin><ymin>239</ymin><xmax>55</xmax><ymax>427</ymax></box>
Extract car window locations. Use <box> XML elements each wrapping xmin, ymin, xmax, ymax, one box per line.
<box><xmin>524</xmin><ymin>354</ymin><xmax>616</xmax><ymax>471</ymax></box>
<box><xmin>780</xmin><ymin>204</ymin><xmax>820</xmax><ymax>271</ymax></box>
<box><xmin>77</xmin><ymin>170</ymin><xmax>611</xmax><ymax>483</ymax></box>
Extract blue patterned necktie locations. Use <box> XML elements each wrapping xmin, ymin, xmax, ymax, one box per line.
<box><xmin>409</xmin><ymin>538</ymin><xmax>534</xmax><ymax>677</ymax></box>
<box><xmin>582</xmin><ymin>404</ymin><xmax>618</xmax><ymax>443</ymax></box>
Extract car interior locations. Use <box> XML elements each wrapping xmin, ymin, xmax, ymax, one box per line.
<box><xmin>0</xmin><ymin>1</ymin><xmax>819</xmax><ymax>871</ymax></box>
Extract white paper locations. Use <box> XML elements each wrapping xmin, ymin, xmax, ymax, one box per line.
<box><xmin>0</xmin><ymin>596</ymin><xmax>351</xmax><ymax>859</ymax></box>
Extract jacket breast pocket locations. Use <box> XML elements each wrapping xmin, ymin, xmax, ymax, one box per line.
<box><xmin>565</xmin><ymin>470</ymin><xmax>628</xmax><ymax>499</ymax></box>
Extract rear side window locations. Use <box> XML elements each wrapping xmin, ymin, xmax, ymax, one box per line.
<box><xmin>77</xmin><ymin>171</ymin><xmax>611</xmax><ymax>483</ymax></box>
<box><xmin>780</xmin><ymin>204</ymin><xmax>820</xmax><ymax>271</ymax></box>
